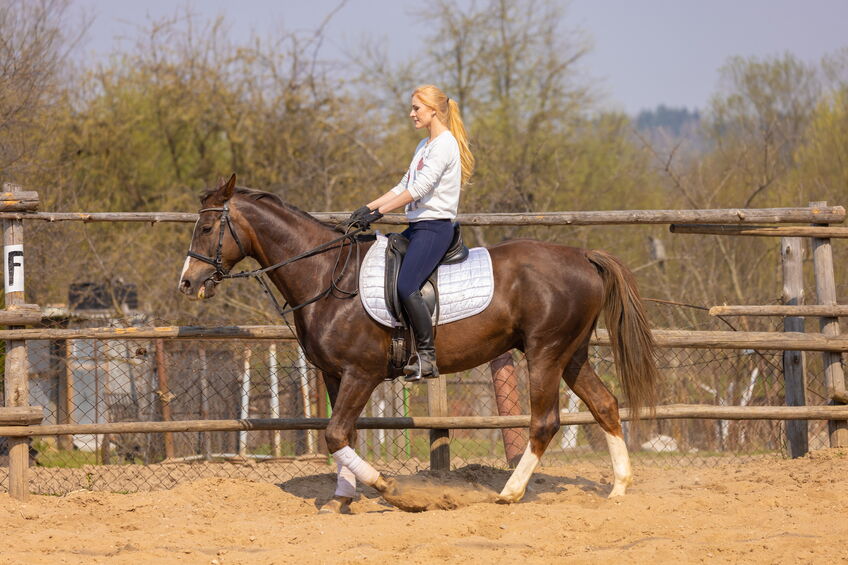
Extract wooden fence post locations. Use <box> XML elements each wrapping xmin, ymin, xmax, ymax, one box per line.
<box><xmin>810</xmin><ymin>201</ymin><xmax>848</xmax><ymax>447</ymax></box>
<box><xmin>154</xmin><ymin>339</ymin><xmax>174</xmax><ymax>459</ymax></box>
<box><xmin>198</xmin><ymin>346</ymin><xmax>211</xmax><ymax>461</ymax></box>
<box><xmin>57</xmin><ymin>340</ymin><xmax>75</xmax><ymax>451</ymax></box>
<box><xmin>427</xmin><ymin>377</ymin><xmax>450</xmax><ymax>471</ymax></box>
<box><xmin>3</xmin><ymin>183</ymin><xmax>30</xmax><ymax>499</ymax></box>
<box><xmin>781</xmin><ymin>237</ymin><xmax>808</xmax><ymax>457</ymax></box>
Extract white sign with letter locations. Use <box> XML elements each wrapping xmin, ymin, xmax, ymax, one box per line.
<box><xmin>4</xmin><ymin>243</ymin><xmax>24</xmax><ymax>294</ymax></box>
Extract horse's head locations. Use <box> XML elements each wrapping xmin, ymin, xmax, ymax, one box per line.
<box><xmin>178</xmin><ymin>174</ymin><xmax>248</xmax><ymax>299</ymax></box>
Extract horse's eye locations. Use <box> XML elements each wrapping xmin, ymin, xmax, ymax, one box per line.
<box><xmin>201</xmin><ymin>225</ymin><xmax>213</xmax><ymax>234</ymax></box>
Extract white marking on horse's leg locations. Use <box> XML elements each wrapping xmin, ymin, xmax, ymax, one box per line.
<box><xmin>604</xmin><ymin>431</ymin><xmax>632</xmax><ymax>497</ymax></box>
<box><xmin>332</xmin><ymin>446</ymin><xmax>380</xmax><ymax>486</ymax></box>
<box><xmin>498</xmin><ymin>443</ymin><xmax>539</xmax><ymax>503</ymax></box>
<box><xmin>318</xmin><ymin>463</ymin><xmax>357</xmax><ymax>514</ymax></box>
<box><xmin>334</xmin><ymin>462</ymin><xmax>357</xmax><ymax>498</ymax></box>
<box><xmin>178</xmin><ymin>255</ymin><xmax>192</xmax><ymax>289</ymax></box>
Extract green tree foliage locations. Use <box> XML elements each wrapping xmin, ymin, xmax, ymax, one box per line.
<box><xmin>2</xmin><ymin>4</ymin><xmax>846</xmax><ymax>328</ymax></box>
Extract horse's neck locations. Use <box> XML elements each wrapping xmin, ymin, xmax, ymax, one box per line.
<box><xmin>241</xmin><ymin>199</ymin><xmax>338</xmax><ymax>306</ymax></box>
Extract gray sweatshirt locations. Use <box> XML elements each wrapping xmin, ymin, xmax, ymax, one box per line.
<box><xmin>390</xmin><ymin>130</ymin><xmax>461</xmax><ymax>222</ymax></box>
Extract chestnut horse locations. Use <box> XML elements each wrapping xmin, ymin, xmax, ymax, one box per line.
<box><xmin>179</xmin><ymin>175</ymin><xmax>658</xmax><ymax>513</ymax></box>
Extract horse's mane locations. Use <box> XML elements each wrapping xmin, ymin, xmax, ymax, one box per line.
<box><xmin>201</xmin><ymin>186</ymin><xmax>336</xmax><ymax>230</ymax></box>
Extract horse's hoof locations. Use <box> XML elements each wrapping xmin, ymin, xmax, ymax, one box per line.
<box><xmin>318</xmin><ymin>496</ymin><xmax>353</xmax><ymax>515</ymax></box>
<box><xmin>495</xmin><ymin>494</ymin><xmax>518</xmax><ymax>505</ymax></box>
<box><xmin>373</xmin><ymin>475</ymin><xmax>397</xmax><ymax>494</ymax></box>
<box><xmin>608</xmin><ymin>484</ymin><xmax>628</xmax><ymax>498</ymax></box>
<box><xmin>373</xmin><ymin>475</ymin><xmax>397</xmax><ymax>495</ymax></box>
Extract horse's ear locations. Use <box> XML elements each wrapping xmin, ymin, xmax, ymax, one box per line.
<box><xmin>220</xmin><ymin>173</ymin><xmax>236</xmax><ymax>201</ymax></box>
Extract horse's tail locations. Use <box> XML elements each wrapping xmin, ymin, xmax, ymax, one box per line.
<box><xmin>586</xmin><ymin>249</ymin><xmax>659</xmax><ymax>420</ymax></box>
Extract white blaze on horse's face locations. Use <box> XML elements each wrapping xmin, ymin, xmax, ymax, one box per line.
<box><xmin>177</xmin><ymin>218</ymin><xmax>215</xmax><ymax>299</ymax></box>
<box><xmin>178</xmin><ymin>255</ymin><xmax>192</xmax><ymax>290</ymax></box>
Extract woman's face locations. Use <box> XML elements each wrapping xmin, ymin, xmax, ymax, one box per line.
<box><xmin>409</xmin><ymin>95</ymin><xmax>436</xmax><ymax>130</ymax></box>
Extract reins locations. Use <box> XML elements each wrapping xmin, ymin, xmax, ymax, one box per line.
<box><xmin>186</xmin><ymin>203</ymin><xmax>366</xmax><ymax>320</ymax></box>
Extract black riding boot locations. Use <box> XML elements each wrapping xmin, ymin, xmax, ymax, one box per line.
<box><xmin>401</xmin><ymin>290</ymin><xmax>439</xmax><ymax>382</ymax></box>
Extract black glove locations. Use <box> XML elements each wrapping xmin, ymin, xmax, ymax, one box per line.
<box><xmin>343</xmin><ymin>206</ymin><xmax>383</xmax><ymax>230</ymax></box>
<box><xmin>349</xmin><ymin>205</ymin><xmax>371</xmax><ymax>222</ymax></box>
<box><xmin>359</xmin><ymin>209</ymin><xmax>384</xmax><ymax>226</ymax></box>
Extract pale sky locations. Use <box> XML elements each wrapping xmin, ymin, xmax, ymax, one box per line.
<box><xmin>73</xmin><ymin>0</ymin><xmax>848</xmax><ymax>115</ymax></box>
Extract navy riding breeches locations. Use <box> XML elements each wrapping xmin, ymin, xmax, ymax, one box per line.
<box><xmin>397</xmin><ymin>219</ymin><xmax>454</xmax><ymax>299</ymax></box>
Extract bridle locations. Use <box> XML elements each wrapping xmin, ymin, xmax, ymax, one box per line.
<box><xmin>185</xmin><ymin>202</ymin><xmax>366</xmax><ymax>318</ymax></box>
<box><xmin>187</xmin><ymin>203</ymin><xmax>246</xmax><ymax>282</ymax></box>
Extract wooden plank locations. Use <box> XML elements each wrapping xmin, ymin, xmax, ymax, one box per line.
<box><xmin>0</xmin><ymin>304</ymin><xmax>41</xmax><ymax>326</ymax></box>
<box><xmin>155</xmin><ymin>339</ymin><xmax>175</xmax><ymax>459</ymax></box>
<box><xmin>0</xmin><ymin>205</ymin><xmax>844</xmax><ymax>225</ymax></box>
<box><xmin>781</xmin><ymin>237</ymin><xmax>808</xmax><ymax>458</ymax></box>
<box><xmin>591</xmin><ymin>329</ymin><xmax>848</xmax><ymax>352</ymax></box>
<box><xmin>0</xmin><ymin>325</ymin><xmax>845</xmax><ymax>352</ymax></box>
<box><xmin>427</xmin><ymin>376</ymin><xmax>450</xmax><ymax>471</ymax></box>
<box><xmin>3</xmin><ymin>182</ymin><xmax>30</xmax><ymax>500</ymax></box>
<box><xmin>710</xmin><ymin>305</ymin><xmax>848</xmax><ymax>317</ymax></box>
<box><xmin>4</xmin><ymin>404</ymin><xmax>848</xmax><ymax>437</ymax></box>
<box><xmin>0</xmin><ymin>190</ymin><xmax>39</xmax><ymax>212</ymax></box>
<box><xmin>57</xmin><ymin>340</ymin><xmax>74</xmax><ymax>451</ymax></box>
<box><xmin>671</xmin><ymin>224</ymin><xmax>848</xmax><ymax>238</ymax></box>
<box><xmin>0</xmin><ymin>211</ymin><xmax>197</xmax><ymax>223</ymax></box>
<box><xmin>0</xmin><ymin>406</ymin><xmax>43</xmax><ymax>426</ymax></box>
<box><xmin>811</xmin><ymin>201</ymin><xmax>848</xmax><ymax>447</ymax></box>
<box><xmin>0</xmin><ymin>325</ymin><xmax>297</xmax><ymax>340</ymax></box>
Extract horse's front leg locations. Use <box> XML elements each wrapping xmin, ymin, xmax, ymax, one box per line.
<box><xmin>321</xmin><ymin>372</ymin><xmax>391</xmax><ymax>513</ymax></box>
<box><xmin>318</xmin><ymin>372</ymin><xmax>359</xmax><ymax>514</ymax></box>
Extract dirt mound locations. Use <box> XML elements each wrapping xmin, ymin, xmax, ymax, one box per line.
<box><xmin>381</xmin><ymin>467</ymin><xmax>504</xmax><ymax>512</ymax></box>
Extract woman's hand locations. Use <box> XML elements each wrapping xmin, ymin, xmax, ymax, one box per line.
<box><xmin>342</xmin><ymin>206</ymin><xmax>383</xmax><ymax>230</ymax></box>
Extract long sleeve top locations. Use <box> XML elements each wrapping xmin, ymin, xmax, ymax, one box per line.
<box><xmin>390</xmin><ymin>130</ymin><xmax>461</xmax><ymax>221</ymax></box>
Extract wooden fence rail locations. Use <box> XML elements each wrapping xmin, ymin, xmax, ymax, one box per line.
<box><xmin>0</xmin><ymin>205</ymin><xmax>844</xmax><ymax>225</ymax></box>
<box><xmin>0</xmin><ymin>191</ymin><xmax>39</xmax><ymax>212</ymax></box>
<box><xmin>671</xmin><ymin>224</ymin><xmax>848</xmax><ymax>238</ymax></box>
<box><xmin>3</xmin><ymin>405</ymin><xmax>848</xmax><ymax>437</ymax></box>
<box><xmin>710</xmin><ymin>305</ymin><xmax>848</xmax><ymax>317</ymax></box>
<box><xmin>1</xmin><ymin>326</ymin><xmax>846</xmax><ymax>352</ymax></box>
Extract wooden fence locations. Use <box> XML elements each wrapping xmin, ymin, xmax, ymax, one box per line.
<box><xmin>1</xmin><ymin>185</ymin><xmax>846</xmax><ymax>500</ymax></box>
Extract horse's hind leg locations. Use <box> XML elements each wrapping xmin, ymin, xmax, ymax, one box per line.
<box><xmin>564</xmin><ymin>344</ymin><xmax>632</xmax><ymax>497</ymax></box>
<box><xmin>498</xmin><ymin>353</ymin><xmax>563</xmax><ymax>503</ymax></box>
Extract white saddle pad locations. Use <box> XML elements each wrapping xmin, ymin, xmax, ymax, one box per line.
<box><xmin>359</xmin><ymin>233</ymin><xmax>495</xmax><ymax>328</ymax></box>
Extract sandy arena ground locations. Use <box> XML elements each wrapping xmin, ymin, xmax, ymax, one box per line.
<box><xmin>1</xmin><ymin>448</ymin><xmax>846</xmax><ymax>564</ymax></box>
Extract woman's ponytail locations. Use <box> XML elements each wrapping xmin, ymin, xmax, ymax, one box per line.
<box><xmin>446</xmin><ymin>98</ymin><xmax>475</xmax><ymax>186</ymax></box>
<box><xmin>412</xmin><ymin>85</ymin><xmax>475</xmax><ymax>186</ymax></box>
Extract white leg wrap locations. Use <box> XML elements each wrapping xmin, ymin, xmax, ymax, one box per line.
<box><xmin>332</xmin><ymin>446</ymin><xmax>380</xmax><ymax>487</ymax></box>
<box><xmin>604</xmin><ymin>431</ymin><xmax>632</xmax><ymax>497</ymax></box>
<box><xmin>334</xmin><ymin>463</ymin><xmax>357</xmax><ymax>498</ymax></box>
<box><xmin>498</xmin><ymin>443</ymin><xmax>539</xmax><ymax>501</ymax></box>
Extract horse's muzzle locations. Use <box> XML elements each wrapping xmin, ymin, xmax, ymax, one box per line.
<box><xmin>179</xmin><ymin>277</ymin><xmax>217</xmax><ymax>300</ymax></box>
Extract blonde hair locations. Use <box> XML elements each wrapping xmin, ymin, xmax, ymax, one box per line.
<box><xmin>412</xmin><ymin>84</ymin><xmax>475</xmax><ymax>185</ymax></box>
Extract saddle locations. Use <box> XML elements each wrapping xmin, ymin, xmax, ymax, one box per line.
<box><xmin>383</xmin><ymin>223</ymin><xmax>469</xmax><ymax>375</ymax></box>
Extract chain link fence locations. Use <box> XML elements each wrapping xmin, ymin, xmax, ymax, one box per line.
<box><xmin>1</xmin><ymin>331</ymin><xmax>840</xmax><ymax>495</ymax></box>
